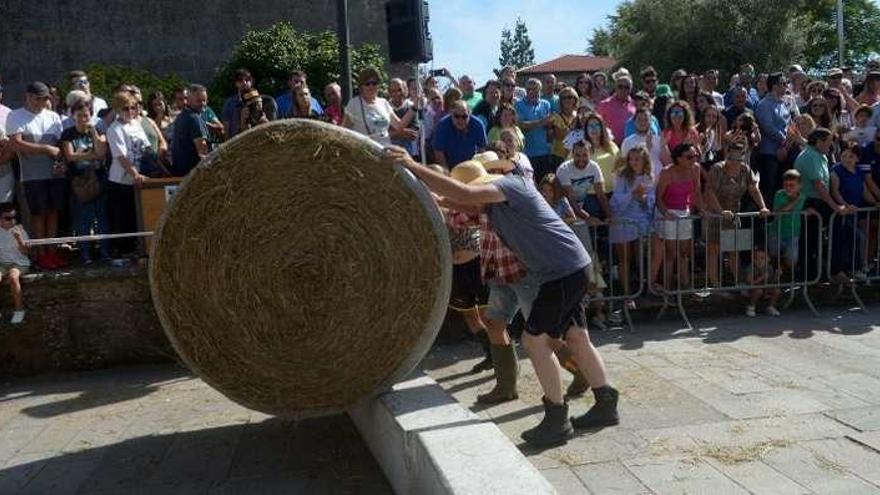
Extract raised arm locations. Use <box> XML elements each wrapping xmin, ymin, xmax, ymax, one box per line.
<box><xmin>386</xmin><ymin>147</ymin><xmax>506</xmax><ymax>206</ymax></box>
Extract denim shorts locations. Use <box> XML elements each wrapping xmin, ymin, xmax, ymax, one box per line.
<box><xmin>485</xmin><ymin>271</ymin><xmax>540</xmax><ymax>324</ymax></box>
<box><xmin>768</xmin><ymin>234</ymin><xmax>799</xmax><ymax>264</ymax></box>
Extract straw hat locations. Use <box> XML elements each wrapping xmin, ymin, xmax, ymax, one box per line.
<box><xmin>472</xmin><ymin>151</ymin><xmax>515</xmax><ymax>174</ymax></box>
<box><xmin>450</xmin><ymin>160</ymin><xmax>503</xmax><ymax>185</ymax></box>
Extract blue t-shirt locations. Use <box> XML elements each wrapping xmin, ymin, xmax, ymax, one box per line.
<box><xmin>170</xmin><ymin>107</ymin><xmax>208</xmax><ymax>177</ymax></box>
<box><xmin>487</xmin><ymin>175</ymin><xmax>591</xmax><ymax>284</ymax></box>
<box><xmin>832</xmin><ymin>164</ymin><xmax>867</xmax><ymax>207</ymax></box>
<box><xmin>432</xmin><ymin>115</ymin><xmax>487</xmax><ymax>166</ymax></box>
<box><xmin>543</xmin><ymin>95</ymin><xmax>560</xmax><ymax>113</ymax></box>
<box><xmin>276</xmin><ymin>93</ymin><xmax>323</xmax><ymax>119</ymax></box>
<box><xmin>861</xmin><ymin>145</ymin><xmax>880</xmax><ymax>183</ymax></box>
<box><xmin>623</xmin><ymin>115</ymin><xmax>661</xmax><ymax>138</ymax></box>
<box><xmin>515</xmin><ymin>98</ymin><xmax>552</xmax><ymax>158</ymax></box>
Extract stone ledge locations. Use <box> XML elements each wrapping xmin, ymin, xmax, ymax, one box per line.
<box><xmin>349</xmin><ymin>372</ymin><xmax>556</xmax><ymax>495</ymax></box>
<box><xmin>0</xmin><ymin>265</ymin><xmax>173</xmax><ymax>377</ymax></box>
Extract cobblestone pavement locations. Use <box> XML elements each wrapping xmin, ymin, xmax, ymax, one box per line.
<box><xmin>0</xmin><ymin>366</ymin><xmax>390</xmax><ymax>494</ymax></box>
<box><xmin>423</xmin><ymin>308</ymin><xmax>880</xmax><ymax>494</ymax></box>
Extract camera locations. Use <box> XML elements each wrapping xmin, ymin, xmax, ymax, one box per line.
<box><xmin>247</xmin><ymin>99</ymin><xmax>265</xmax><ymax>126</ymax></box>
<box><xmin>429</xmin><ymin>69</ymin><xmax>444</xmax><ymax>77</ymax></box>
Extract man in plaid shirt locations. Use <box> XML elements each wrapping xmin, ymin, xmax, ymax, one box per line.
<box><xmin>446</xmin><ymin>154</ymin><xmax>590</xmax><ymax>404</ymax></box>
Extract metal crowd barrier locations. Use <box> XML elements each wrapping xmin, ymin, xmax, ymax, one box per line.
<box><xmin>572</xmin><ymin>218</ymin><xmax>646</xmax><ymax>331</ymax></box>
<box><xmin>25</xmin><ymin>232</ymin><xmax>154</xmax><ymax>247</ymax></box>
<box><xmin>647</xmin><ymin>211</ymin><xmax>823</xmax><ymax>329</ymax></box>
<box><xmin>826</xmin><ymin>206</ymin><xmax>880</xmax><ymax>310</ymax></box>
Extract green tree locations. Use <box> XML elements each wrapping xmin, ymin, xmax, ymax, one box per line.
<box><xmin>588</xmin><ymin>27</ymin><xmax>613</xmax><ymax>57</ymax></box>
<box><xmin>588</xmin><ymin>0</ymin><xmax>809</xmax><ymax>78</ymax></box>
<box><xmin>499</xmin><ymin>18</ymin><xmax>536</xmax><ymax>70</ymax></box>
<box><xmin>802</xmin><ymin>0</ymin><xmax>880</xmax><ymax>70</ymax></box>
<box><xmin>64</xmin><ymin>64</ymin><xmax>186</xmax><ymax>103</ymax></box>
<box><xmin>212</xmin><ymin>22</ymin><xmax>386</xmax><ymax>107</ymax></box>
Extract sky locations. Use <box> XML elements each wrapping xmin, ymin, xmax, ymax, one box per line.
<box><xmin>427</xmin><ymin>0</ymin><xmax>880</xmax><ymax>85</ymax></box>
<box><xmin>428</xmin><ymin>0</ymin><xmax>621</xmax><ymax>85</ymax></box>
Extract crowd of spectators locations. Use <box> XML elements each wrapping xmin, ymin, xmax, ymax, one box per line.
<box><xmin>345</xmin><ymin>61</ymin><xmax>880</xmax><ymax>320</ymax></box>
<box><xmin>1</xmin><ymin>58</ymin><xmax>880</xmax><ymax>324</ymax></box>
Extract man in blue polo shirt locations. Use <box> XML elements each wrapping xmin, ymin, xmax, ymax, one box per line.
<box><xmin>515</xmin><ymin>78</ymin><xmax>553</xmax><ymax>182</ymax></box>
<box><xmin>432</xmin><ymin>100</ymin><xmax>487</xmax><ymax>167</ymax></box>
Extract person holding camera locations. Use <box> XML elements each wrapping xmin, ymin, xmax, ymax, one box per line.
<box><xmin>239</xmin><ymin>89</ymin><xmax>272</xmax><ymax>132</ymax></box>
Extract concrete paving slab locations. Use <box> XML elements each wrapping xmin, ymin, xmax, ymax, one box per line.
<box><xmin>572</xmin><ymin>460</ymin><xmax>651</xmax><ymax>494</ymax></box>
<box><xmin>826</xmin><ymin>406</ymin><xmax>880</xmax><ymax>432</ymax></box>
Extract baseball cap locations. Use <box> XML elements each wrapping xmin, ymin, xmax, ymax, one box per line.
<box><xmin>26</xmin><ymin>81</ymin><xmax>50</xmax><ymax>97</ymax></box>
<box><xmin>788</xmin><ymin>64</ymin><xmax>805</xmax><ymax>74</ymax></box>
<box><xmin>827</xmin><ymin>68</ymin><xmax>843</xmax><ymax>78</ymax></box>
<box><xmin>655</xmin><ymin>84</ymin><xmax>673</xmax><ymax>98</ymax></box>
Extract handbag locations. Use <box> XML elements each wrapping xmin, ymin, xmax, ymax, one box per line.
<box><xmin>71</xmin><ymin>167</ymin><xmax>101</xmax><ymax>203</ymax></box>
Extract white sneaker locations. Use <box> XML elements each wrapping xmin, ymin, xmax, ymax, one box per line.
<box><xmin>765</xmin><ymin>306</ymin><xmax>781</xmax><ymax>317</ymax></box>
<box><xmin>745</xmin><ymin>305</ymin><xmax>756</xmax><ymax>317</ymax></box>
<box><xmin>10</xmin><ymin>310</ymin><xmax>25</xmax><ymax>324</ymax></box>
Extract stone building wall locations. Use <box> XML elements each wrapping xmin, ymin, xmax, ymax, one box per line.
<box><xmin>0</xmin><ymin>0</ymin><xmax>395</xmax><ymax>105</ymax></box>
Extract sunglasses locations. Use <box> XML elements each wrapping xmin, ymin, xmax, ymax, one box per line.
<box><xmin>643</xmin><ymin>79</ymin><xmax>657</xmax><ymax>84</ymax></box>
<box><xmin>1</xmin><ymin>216</ymin><xmax>15</xmax><ymax>221</ymax></box>
<box><xmin>452</xmin><ymin>113</ymin><xmax>469</xmax><ymax>120</ymax></box>
<box><xmin>617</xmin><ymin>85</ymin><xmax>632</xmax><ymax>90</ymax></box>
<box><xmin>561</xmin><ymin>95</ymin><xmax>576</xmax><ymax>100</ymax></box>
<box><xmin>363</xmin><ymin>80</ymin><xmax>379</xmax><ymax>87</ymax></box>
<box><xmin>670</xmin><ymin>109</ymin><xmax>685</xmax><ymax>117</ymax></box>
<box><xmin>503</xmin><ymin>83</ymin><xmax>515</xmax><ymax>88</ymax></box>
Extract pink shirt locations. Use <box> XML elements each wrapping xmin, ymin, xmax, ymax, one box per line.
<box><xmin>597</xmin><ymin>95</ymin><xmax>635</xmax><ymax>145</ymax></box>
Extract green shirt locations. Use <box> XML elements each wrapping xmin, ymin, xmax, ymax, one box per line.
<box><xmin>794</xmin><ymin>145</ymin><xmax>829</xmax><ymax>200</ymax></box>
<box><xmin>464</xmin><ymin>93</ymin><xmax>483</xmax><ymax>111</ymax></box>
<box><xmin>772</xmin><ymin>190</ymin><xmax>806</xmax><ymax>239</ymax></box>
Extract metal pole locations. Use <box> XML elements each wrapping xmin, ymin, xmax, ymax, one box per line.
<box><xmin>416</xmin><ymin>64</ymin><xmax>426</xmax><ymax>165</ymax></box>
<box><xmin>837</xmin><ymin>0</ymin><xmax>845</xmax><ymax>67</ymax></box>
<box><xmin>337</xmin><ymin>0</ymin><xmax>353</xmax><ymax>104</ymax></box>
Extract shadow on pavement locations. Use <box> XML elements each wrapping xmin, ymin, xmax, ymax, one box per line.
<box><xmin>0</xmin><ymin>365</ymin><xmax>191</xmax><ymax>418</ymax></box>
<box><xmin>0</xmin><ymin>415</ymin><xmax>390</xmax><ymax>494</ymax></box>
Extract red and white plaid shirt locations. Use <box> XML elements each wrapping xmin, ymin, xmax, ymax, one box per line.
<box><xmin>448</xmin><ymin>210</ymin><xmax>526</xmax><ymax>285</ymax></box>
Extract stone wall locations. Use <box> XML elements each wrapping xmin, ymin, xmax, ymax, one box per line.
<box><xmin>0</xmin><ymin>267</ymin><xmax>173</xmax><ymax>376</ymax></box>
<box><xmin>0</xmin><ymin>0</ymin><xmax>395</xmax><ymax>105</ymax></box>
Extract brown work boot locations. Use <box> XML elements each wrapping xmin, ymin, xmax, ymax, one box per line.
<box><xmin>571</xmin><ymin>385</ymin><xmax>620</xmax><ymax>429</ymax></box>
<box><xmin>521</xmin><ymin>396</ymin><xmax>573</xmax><ymax>446</ymax></box>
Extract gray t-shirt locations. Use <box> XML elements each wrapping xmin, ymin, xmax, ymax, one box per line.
<box><xmin>487</xmin><ymin>175</ymin><xmax>591</xmax><ymax>284</ymax></box>
<box><xmin>5</xmin><ymin>107</ymin><xmax>63</xmax><ymax>182</ymax></box>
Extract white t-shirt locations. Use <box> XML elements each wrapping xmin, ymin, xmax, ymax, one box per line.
<box><xmin>5</xmin><ymin>107</ymin><xmax>63</xmax><ymax>182</ymax></box>
<box><xmin>513</xmin><ymin>152</ymin><xmax>534</xmax><ymax>182</ymax></box>
<box><xmin>345</xmin><ymin>96</ymin><xmax>395</xmax><ymax>146</ymax></box>
<box><xmin>107</xmin><ymin>120</ymin><xmax>150</xmax><ymax>185</ymax></box>
<box><xmin>0</xmin><ymin>128</ymin><xmax>15</xmax><ymax>204</ymax></box>
<box><xmin>844</xmin><ymin>126</ymin><xmax>877</xmax><ymax>148</ymax></box>
<box><xmin>556</xmin><ymin>159</ymin><xmax>604</xmax><ymax>203</ymax></box>
<box><xmin>621</xmin><ymin>132</ymin><xmax>665</xmax><ymax>182</ymax></box>
<box><xmin>0</xmin><ymin>226</ymin><xmax>30</xmax><ymax>267</ymax></box>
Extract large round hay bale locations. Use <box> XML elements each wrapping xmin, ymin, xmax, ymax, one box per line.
<box><xmin>149</xmin><ymin>120</ymin><xmax>451</xmax><ymax>419</ymax></box>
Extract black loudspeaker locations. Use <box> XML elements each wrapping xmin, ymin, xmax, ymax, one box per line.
<box><xmin>386</xmin><ymin>0</ymin><xmax>433</xmax><ymax>63</ymax></box>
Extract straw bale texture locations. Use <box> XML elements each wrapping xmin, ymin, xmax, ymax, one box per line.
<box><xmin>149</xmin><ymin>120</ymin><xmax>451</xmax><ymax>419</ymax></box>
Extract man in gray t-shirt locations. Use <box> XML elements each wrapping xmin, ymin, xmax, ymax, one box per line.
<box><xmin>388</xmin><ymin>147</ymin><xmax>620</xmax><ymax>447</ymax></box>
